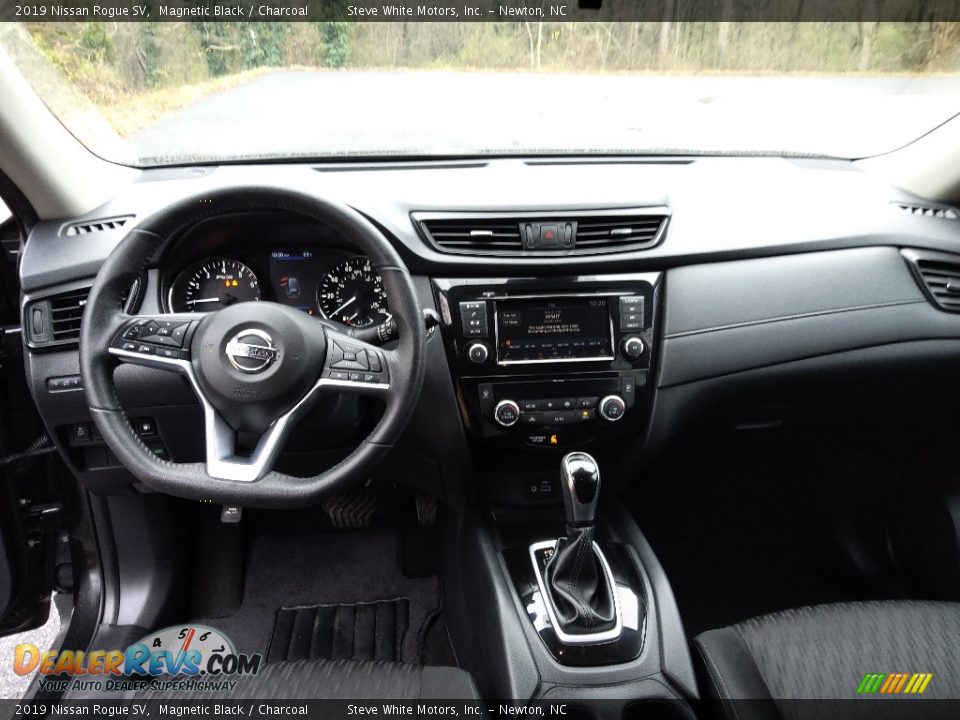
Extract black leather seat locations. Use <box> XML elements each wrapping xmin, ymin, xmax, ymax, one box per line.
<box><xmin>693</xmin><ymin>601</ymin><xmax>960</xmax><ymax>719</ymax></box>
<box><xmin>137</xmin><ymin>659</ymin><xmax>480</xmax><ymax>700</ymax></box>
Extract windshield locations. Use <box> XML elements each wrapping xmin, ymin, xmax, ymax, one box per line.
<box><xmin>2</xmin><ymin>20</ymin><xmax>959</xmax><ymax>165</ymax></box>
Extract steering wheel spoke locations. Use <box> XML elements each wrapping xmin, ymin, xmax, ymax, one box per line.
<box><xmin>108</xmin><ymin>314</ymin><xmax>199</xmax><ymax>369</ymax></box>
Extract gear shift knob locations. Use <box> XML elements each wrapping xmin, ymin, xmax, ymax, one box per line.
<box><xmin>560</xmin><ymin>452</ymin><xmax>600</xmax><ymax>527</ymax></box>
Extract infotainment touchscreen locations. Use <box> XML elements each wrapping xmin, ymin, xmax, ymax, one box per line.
<box><xmin>496</xmin><ymin>297</ymin><xmax>613</xmax><ymax>364</ymax></box>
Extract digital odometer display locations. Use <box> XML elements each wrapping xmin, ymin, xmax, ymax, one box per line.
<box><xmin>496</xmin><ymin>297</ymin><xmax>612</xmax><ymax>364</ymax></box>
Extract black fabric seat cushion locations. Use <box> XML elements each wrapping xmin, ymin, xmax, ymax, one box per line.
<box><xmin>136</xmin><ymin>659</ymin><xmax>480</xmax><ymax>700</ymax></box>
<box><xmin>694</xmin><ymin>601</ymin><xmax>960</xmax><ymax>718</ymax></box>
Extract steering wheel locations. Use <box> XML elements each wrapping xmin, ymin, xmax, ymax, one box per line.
<box><xmin>79</xmin><ymin>188</ymin><xmax>426</xmax><ymax>508</ymax></box>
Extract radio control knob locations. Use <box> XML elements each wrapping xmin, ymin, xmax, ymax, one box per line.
<box><xmin>466</xmin><ymin>341</ymin><xmax>490</xmax><ymax>365</ymax></box>
<box><xmin>599</xmin><ymin>395</ymin><xmax>626</xmax><ymax>422</ymax></box>
<box><xmin>622</xmin><ymin>336</ymin><xmax>645</xmax><ymax>360</ymax></box>
<box><xmin>494</xmin><ymin>400</ymin><xmax>521</xmax><ymax>427</ymax></box>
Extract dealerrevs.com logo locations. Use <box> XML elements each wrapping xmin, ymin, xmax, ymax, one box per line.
<box><xmin>14</xmin><ymin>625</ymin><xmax>262</xmax><ymax>694</ymax></box>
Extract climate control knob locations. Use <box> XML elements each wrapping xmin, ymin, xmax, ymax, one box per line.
<box><xmin>621</xmin><ymin>336</ymin><xmax>645</xmax><ymax>360</ymax></box>
<box><xmin>493</xmin><ymin>399</ymin><xmax>521</xmax><ymax>427</ymax></box>
<box><xmin>466</xmin><ymin>341</ymin><xmax>490</xmax><ymax>365</ymax></box>
<box><xmin>599</xmin><ymin>395</ymin><xmax>626</xmax><ymax>422</ymax></box>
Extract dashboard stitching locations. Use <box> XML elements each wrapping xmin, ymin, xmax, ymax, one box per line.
<box><xmin>665</xmin><ymin>299</ymin><xmax>925</xmax><ymax>338</ymax></box>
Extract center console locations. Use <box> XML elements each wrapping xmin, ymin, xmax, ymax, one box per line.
<box><xmin>432</xmin><ymin>274</ymin><xmax>660</xmax><ymax>454</ymax></box>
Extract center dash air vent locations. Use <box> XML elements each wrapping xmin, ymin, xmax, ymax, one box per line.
<box><xmin>418</xmin><ymin>218</ymin><xmax>523</xmax><ymax>254</ymax></box>
<box><xmin>574</xmin><ymin>215</ymin><xmax>666</xmax><ymax>251</ymax></box>
<box><xmin>416</xmin><ymin>209</ymin><xmax>669</xmax><ymax>256</ymax></box>
<box><xmin>62</xmin><ymin>215</ymin><xmax>133</xmax><ymax>237</ymax></box>
<box><xmin>904</xmin><ymin>250</ymin><xmax>960</xmax><ymax>313</ymax></box>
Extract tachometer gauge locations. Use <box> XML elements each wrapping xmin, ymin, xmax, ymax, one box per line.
<box><xmin>169</xmin><ymin>258</ymin><xmax>261</xmax><ymax>312</ymax></box>
<box><xmin>317</xmin><ymin>256</ymin><xmax>390</xmax><ymax>328</ymax></box>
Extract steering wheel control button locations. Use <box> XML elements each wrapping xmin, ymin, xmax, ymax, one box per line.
<box><xmin>494</xmin><ymin>399</ymin><xmax>520</xmax><ymax>427</ymax></box>
<box><xmin>367</xmin><ymin>351</ymin><xmax>382</xmax><ymax>372</ymax></box>
<box><xmin>330</xmin><ymin>340</ymin><xmax>370</xmax><ymax>371</ymax></box>
<box><xmin>599</xmin><ymin>395</ymin><xmax>626</xmax><ymax>422</ymax></box>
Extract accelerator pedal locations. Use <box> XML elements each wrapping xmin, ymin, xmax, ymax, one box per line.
<box><xmin>415</xmin><ymin>492</ymin><xmax>438</xmax><ymax>527</ymax></box>
<box><xmin>323</xmin><ymin>485</ymin><xmax>376</xmax><ymax>528</ymax></box>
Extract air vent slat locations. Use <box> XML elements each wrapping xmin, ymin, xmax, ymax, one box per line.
<box><xmin>62</xmin><ymin>215</ymin><xmax>133</xmax><ymax>238</ymax></box>
<box><xmin>893</xmin><ymin>202</ymin><xmax>958</xmax><ymax>220</ymax></box>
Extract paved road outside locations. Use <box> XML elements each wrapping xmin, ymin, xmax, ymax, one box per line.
<box><xmin>128</xmin><ymin>71</ymin><xmax>960</xmax><ymax>163</ymax></box>
<box><xmin>0</xmin><ymin>600</ymin><xmax>62</xmax><ymax>699</ymax></box>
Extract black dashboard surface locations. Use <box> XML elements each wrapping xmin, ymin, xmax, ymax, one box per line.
<box><xmin>18</xmin><ymin>156</ymin><xmax>960</xmax><ymax>292</ymax></box>
<box><xmin>15</xmin><ymin>156</ymin><xmax>960</xmax><ymax>490</ymax></box>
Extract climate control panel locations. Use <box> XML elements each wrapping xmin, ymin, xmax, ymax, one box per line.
<box><xmin>432</xmin><ymin>272</ymin><xmax>660</xmax><ymax>450</ymax></box>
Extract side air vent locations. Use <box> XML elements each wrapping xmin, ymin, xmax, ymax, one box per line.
<box><xmin>419</xmin><ymin>218</ymin><xmax>523</xmax><ymax>254</ymax></box>
<box><xmin>574</xmin><ymin>215</ymin><xmax>666</xmax><ymax>251</ymax></box>
<box><xmin>62</xmin><ymin>215</ymin><xmax>133</xmax><ymax>237</ymax></box>
<box><xmin>25</xmin><ymin>288</ymin><xmax>89</xmax><ymax>348</ymax></box>
<box><xmin>415</xmin><ymin>209</ymin><xmax>669</xmax><ymax>256</ymax></box>
<box><xmin>903</xmin><ymin>250</ymin><xmax>960</xmax><ymax>313</ymax></box>
<box><xmin>49</xmin><ymin>290</ymin><xmax>88</xmax><ymax>340</ymax></box>
<box><xmin>893</xmin><ymin>202</ymin><xmax>958</xmax><ymax>220</ymax></box>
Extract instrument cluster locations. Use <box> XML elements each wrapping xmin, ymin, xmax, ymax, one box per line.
<box><xmin>166</xmin><ymin>249</ymin><xmax>391</xmax><ymax>329</ymax></box>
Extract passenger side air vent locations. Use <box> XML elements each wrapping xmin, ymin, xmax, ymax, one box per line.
<box><xmin>903</xmin><ymin>250</ymin><xmax>960</xmax><ymax>313</ymax></box>
<box><xmin>892</xmin><ymin>202</ymin><xmax>958</xmax><ymax>220</ymax></box>
<box><xmin>418</xmin><ymin>218</ymin><xmax>523</xmax><ymax>254</ymax></box>
<box><xmin>415</xmin><ymin>209</ymin><xmax>669</xmax><ymax>256</ymax></box>
<box><xmin>62</xmin><ymin>215</ymin><xmax>133</xmax><ymax>237</ymax></box>
<box><xmin>574</xmin><ymin>215</ymin><xmax>666</xmax><ymax>251</ymax></box>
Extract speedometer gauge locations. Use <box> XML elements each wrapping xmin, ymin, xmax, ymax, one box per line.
<box><xmin>317</xmin><ymin>256</ymin><xmax>389</xmax><ymax>328</ymax></box>
<box><xmin>169</xmin><ymin>258</ymin><xmax>261</xmax><ymax>312</ymax></box>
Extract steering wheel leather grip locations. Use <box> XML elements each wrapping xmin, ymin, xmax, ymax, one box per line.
<box><xmin>79</xmin><ymin>187</ymin><xmax>426</xmax><ymax>508</ymax></box>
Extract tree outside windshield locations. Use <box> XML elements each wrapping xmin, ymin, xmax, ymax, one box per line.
<box><xmin>3</xmin><ymin>21</ymin><xmax>960</xmax><ymax>163</ymax></box>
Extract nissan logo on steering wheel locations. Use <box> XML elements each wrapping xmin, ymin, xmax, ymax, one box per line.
<box><xmin>225</xmin><ymin>329</ymin><xmax>279</xmax><ymax>374</ymax></box>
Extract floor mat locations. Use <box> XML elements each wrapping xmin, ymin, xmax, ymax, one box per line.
<box><xmin>268</xmin><ymin>599</ymin><xmax>410</xmax><ymax>663</ymax></box>
<box><xmin>191</xmin><ymin>529</ymin><xmax>445</xmax><ymax>665</ymax></box>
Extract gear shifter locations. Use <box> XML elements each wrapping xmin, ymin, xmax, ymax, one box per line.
<box><xmin>542</xmin><ymin>452</ymin><xmax>618</xmax><ymax>639</ymax></box>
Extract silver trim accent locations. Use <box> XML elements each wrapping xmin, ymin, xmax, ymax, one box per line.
<box><xmin>561</xmin><ymin>451</ymin><xmax>600</xmax><ymax>525</ymax></box>
<box><xmin>225</xmin><ymin>328</ymin><xmax>279</xmax><ymax>373</ymax></box>
<box><xmin>599</xmin><ymin>394</ymin><xmax>626</xmax><ymax>422</ymax></box>
<box><xmin>108</xmin><ymin>347</ymin><xmax>389</xmax><ymax>482</ymax></box>
<box><xmin>622</xmin><ymin>336</ymin><xmax>645</xmax><ymax>360</ymax></box>
<box><xmin>529</xmin><ymin>539</ymin><xmax>623</xmax><ymax>645</ymax></box>
<box><xmin>493</xmin><ymin>399</ymin><xmax>520</xmax><ymax>428</ymax></box>
<box><xmin>465</xmin><ymin>341</ymin><xmax>489</xmax><ymax>365</ymax></box>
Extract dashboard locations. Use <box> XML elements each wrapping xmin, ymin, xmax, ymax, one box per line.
<box><xmin>15</xmin><ymin>157</ymin><xmax>960</xmax><ymax>499</ymax></box>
